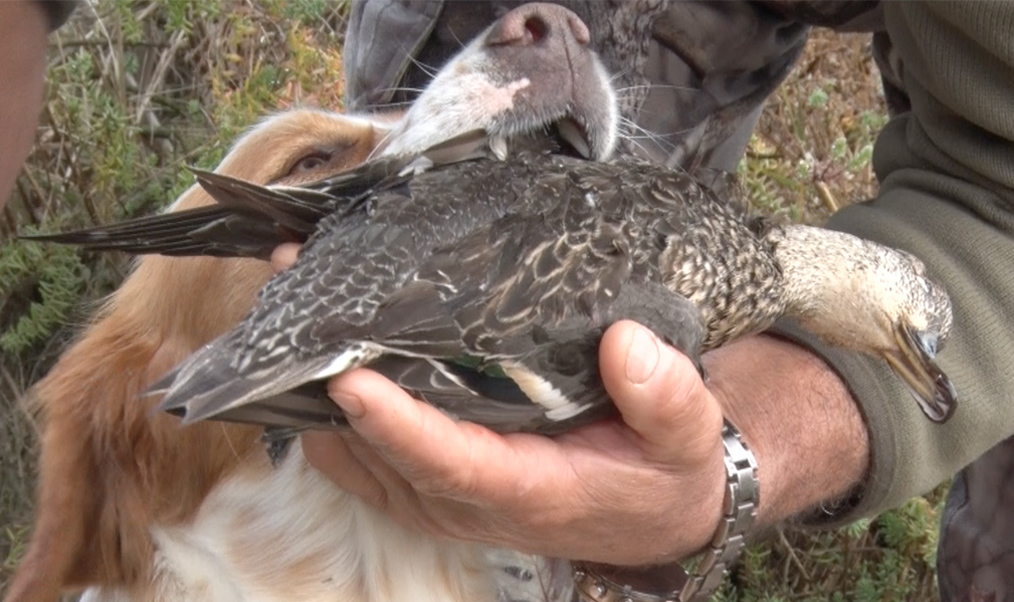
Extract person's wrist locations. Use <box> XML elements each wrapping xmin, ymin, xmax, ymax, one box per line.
<box><xmin>574</xmin><ymin>419</ymin><xmax>759</xmax><ymax>602</ymax></box>
<box><xmin>703</xmin><ymin>334</ymin><xmax>869</xmax><ymax>527</ymax></box>
<box><xmin>667</xmin><ymin>423</ymin><xmax>730</xmax><ymax>562</ymax></box>
<box><xmin>681</xmin><ymin>419</ymin><xmax>759</xmax><ymax>598</ymax></box>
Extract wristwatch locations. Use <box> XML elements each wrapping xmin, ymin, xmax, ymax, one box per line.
<box><xmin>574</xmin><ymin>419</ymin><xmax>759</xmax><ymax>602</ymax></box>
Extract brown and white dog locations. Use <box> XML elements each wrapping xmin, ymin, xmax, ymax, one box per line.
<box><xmin>6</xmin><ymin>4</ymin><xmax>617</xmax><ymax>602</ymax></box>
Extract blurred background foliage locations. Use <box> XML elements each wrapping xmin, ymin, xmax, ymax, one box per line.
<box><xmin>0</xmin><ymin>1</ymin><xmax>944</xmax><ymax>599</ymax></box>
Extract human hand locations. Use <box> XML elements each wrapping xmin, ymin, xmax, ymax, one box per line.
<box><xmin>302</xmin><ymin>319</ymin><xmax>728</xmax><ymax>565</ymax></box>
<box><xmin>273</xmin><ymin>242</ymin><xmax>868</xmax><ymax>565</ymax></box>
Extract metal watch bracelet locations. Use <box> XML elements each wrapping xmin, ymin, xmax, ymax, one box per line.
<box><xmin>573</xmin><ymin>419</ymin><xmax>759</xmax><ymax>602</ymax></box>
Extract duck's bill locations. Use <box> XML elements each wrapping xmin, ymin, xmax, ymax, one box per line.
<box><xmin>883</xmin><ymin>323</ymin><xmax>957</xmax><ymax>423</ymax></box>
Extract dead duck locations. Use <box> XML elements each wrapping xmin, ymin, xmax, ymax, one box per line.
<box><xmin>25</xmin><ymin>0</ymin><xmax>955</xmax><ymax>429</ymax></box>
<box><xmin>39</xmin><ymin>139</ymin><xmax>956</xmax><ymax>431</ymax></box>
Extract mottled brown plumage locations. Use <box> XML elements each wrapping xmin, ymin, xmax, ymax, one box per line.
<box><xmin>109</xmin><ymin>142</ymin><xmax>954</xmax><ymax>433</ymax></box>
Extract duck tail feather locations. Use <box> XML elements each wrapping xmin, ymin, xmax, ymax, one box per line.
<box><xmin>18</xmin><ymin>206</ymin><xmax>244</xmax><ymax>256</ymax></box>
<box><xmin>207</xmin><ymin>382</ymin><xmax>348</xmax><ymax>430</ymax></box>
<box><xmin>190</xmin><ymin>168</ymin><xmax>334</xmax><ymax>235</ymax></box>
<box><xmin>156</xmin><ymin>339</ymin><xmax>375</xmax><ymax>426</ymax></box>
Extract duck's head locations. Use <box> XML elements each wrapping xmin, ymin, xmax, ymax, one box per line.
<box><xmin>770</xmin><ymin>224</ymin><xmax>957</xmax><ymax>423</ymax></box>
<box><xmin>870</xmin><ymin>252</ymin><xmax>955</xmax><ymax>423</ymax></box>
<box><xmin>885</xmin><ymin>303</ymin><xmax>955</xmax><ymax>423</ymax></box>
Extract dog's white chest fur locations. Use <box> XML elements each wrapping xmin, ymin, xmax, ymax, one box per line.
<box><xmin>83</xmin><ymin>446</ymin><xmax>499</xmax><ymax>602</ymax></box>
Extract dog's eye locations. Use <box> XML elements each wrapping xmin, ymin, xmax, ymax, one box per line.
<box><xmin>288</xmin><ymin>152</ymin><xmax>332</xmax><ymax>176</ymax></box>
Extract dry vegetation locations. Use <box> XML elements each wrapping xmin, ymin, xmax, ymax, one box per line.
<box><xmin>0</xmin><ymin>2</ymin><xmax>943</xmax><ymax>600</ymax></box>
<box><xmin>742</xmin><ymin>31</ymin><xmax>886</xmax><ymax>224</ymax></box>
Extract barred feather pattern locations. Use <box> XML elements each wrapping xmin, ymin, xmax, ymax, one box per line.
<box><xmin>159</xmin><ymin>150</ymin><xmax>786</xmax><ymax>431</ymax></box>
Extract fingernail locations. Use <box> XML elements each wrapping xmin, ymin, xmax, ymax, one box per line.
<box><xmin>330</xmin><ymin>388</ymin><xmax>365</xmax><ymax>419</ymax></box>
<box><xmin>625</xmin><ymin>326</ymin><xmax>660</xmax><ymax>384</ymax></box>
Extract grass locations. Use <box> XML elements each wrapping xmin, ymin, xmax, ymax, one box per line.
<box><xmin>0</xmin><ymin>5</ymin><xmax>944</xmax><ymax>600</ymax></box>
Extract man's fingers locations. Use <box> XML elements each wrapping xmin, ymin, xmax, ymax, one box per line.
<box><xmin>301</xmin><ymin>430</ymin><xmax>391</xmax><ymax>510</ymax></box>
<box><xmin>326</xmin><ymin>368</ymin><xmax>532</xmax><ymax>503</ymax></box>
<box><xmin>270</xmin><ymin>242</ymin><xmax>301</xmax><ymax>272</ymax></box>
<box><xmin>598</xmin><ymin>321</ymin><xmax>723</xmax><ymax>462</ymax></box>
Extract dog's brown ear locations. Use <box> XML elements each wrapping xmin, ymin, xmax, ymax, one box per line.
<box><xmin>6</xmin><ymin>305</ymin><xmax>265</xmax><ymax>599</ymax></box>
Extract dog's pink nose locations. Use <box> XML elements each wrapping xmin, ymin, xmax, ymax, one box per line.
<box><xmin>485</xmin><ymin>2</ymin><xmax>590</xmax><ymax>48</ymax></box>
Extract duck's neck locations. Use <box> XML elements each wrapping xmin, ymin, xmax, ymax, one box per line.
<box><xmin>766</xmin><ymin>224</ymin><xmax>887</xmax><ymax>352</ymax></box>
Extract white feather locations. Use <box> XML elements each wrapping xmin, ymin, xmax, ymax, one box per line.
<box><xmin>501</xmin><ymin>363</ymin><xmax>591</xmax><ymax>421</ymax></box>
<box><xmin>309</xmin><ymin>342</ymin><xmax>379</xmax><ymax>380</ymax></box>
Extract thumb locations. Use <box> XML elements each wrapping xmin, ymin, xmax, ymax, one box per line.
<box><xmin>598</xmin><ymin>320</ymin><xmax>723</xmax><ymax>461</ymax></box>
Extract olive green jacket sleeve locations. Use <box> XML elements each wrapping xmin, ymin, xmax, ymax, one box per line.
<box><xmin>775</xmin><ymin>1</ymin><xmax>1014</xmax><ymax>525</ymax></box>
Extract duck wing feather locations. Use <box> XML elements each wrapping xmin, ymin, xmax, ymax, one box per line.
<box><xmin>20</xmin><ymin>133</ymin><xmax>490</xmax><ymax>259</ymax></box>
<box><xmin>155</xmin><ymin>153</ymin><xmax>715</xmax><ymax>434</ymax></box>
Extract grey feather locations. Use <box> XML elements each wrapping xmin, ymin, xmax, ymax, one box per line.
<box><xmin>19</xmin><ymin>130</ymin><xmax>491</xmax><ymax>259</ymax></box>
<box><xmin>145</xmin><ymin>149</ymin><xmax>782</xmax><ymax>433</ymax></box>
